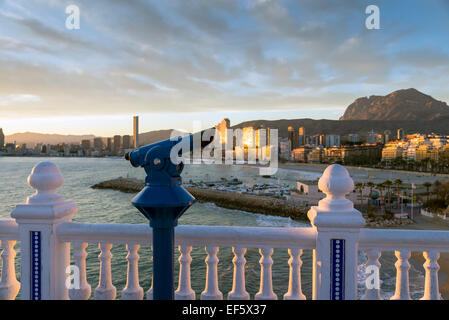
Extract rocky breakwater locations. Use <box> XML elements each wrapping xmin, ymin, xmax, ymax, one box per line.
<box><xmin>91</xmin><ymin>177</ymin><xmax>308</xmax><ymax>221</ymax></box>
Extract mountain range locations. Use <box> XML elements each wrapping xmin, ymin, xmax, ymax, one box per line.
<box><xmin>5</xmin><ymin>132</ymin><xmax>95</xmax><ymax>145</ymax></box>
<box><xmin>4</xmin><ymin>88</ymin><xmax>449</xmax><ymax>145</ymax></box>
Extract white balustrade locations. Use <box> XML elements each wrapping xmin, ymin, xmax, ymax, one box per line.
<box><xmin>5</xmin><ymin>161</ymin><xmax>449</xmax><ymax>300</ymax></box>
<box><xmin>0</xmin><ymin>240</ymin><xmax>20</xmax><ymax>300</ymax></box>
<box><xmin>146</xmin><ymin>276</ymin><xmax>153</xmax><ymax>300</ymax></box>
<box><xmin>283</xmin><ymin>248</ymin><xmax>306</xmax><ymax>300</ymax></box>
<box><xmin>69</xmin><ymin>241</ymin><xmax>91</xmax><ymax>300</ymax></box>
<box><xmin>94</xmin><ymin>242</ymin><xmax>116</xmax><ymax>300</ymax></box>
<box><xmin>228</xmin><ymin>246</ymin><xmax>249</xmax><ymax>300</ymax></box>
<box><xmin>361</xmin><ymin>249</ymin><xmax>382</xmax><ymax>300</ymax></box>
<box><xmin>201</xmin><ymin>246</ymin><xmax>223</xmax><ymax>300</ymax></box>
<box><xmin>175</xmin><ymin>245</ymin><xmax>195</xmax><ymax>300</ymax></box>
<box><xmin>390</xmin><ymin>250</ymin><xmax>411</xmax><ymax>300</ymax></box>
<box><xmin>255</xmin><ymin>247</ymin><xmax>277</xmax><ymax>300</ymax></box>
<box><xmin>421</xmin><ymin>250</ymin><xmax>440</xmax><ymax>300</ymax></box>
<box><xmin>122</xmin><ymin>244</ymin><xmax>143</xmax><ymax>300</ymax></box>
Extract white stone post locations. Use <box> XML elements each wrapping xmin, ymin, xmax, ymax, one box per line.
<box><xmin>11</xmin><ymin>161</ymin><xmax>78</xmax><ymax>300</ymax></box>
<box><xmin>201</xmin><ymin>246</ymin><xmax>223</xmax><ymax>300</ymax></box>
<box><xmin>228</xmin><ymin>246</ymin><xmax>250</xmax><ymax>300</ymax></box>
<box><xmin>307</xmin><ymin>164</ymin><xmax>365</xmax><ymax>300</ymax></box>
<box><xmin>283</xmin><ymin>248</ymin><xmax>306</xmax><ymax>300</ymax></box>
<box><xmin>175</xmin><ymin>245</ymin><xmax>196</xmax><ymax>300</ymax></box>
<box><xmin>420</xmin><ymin>250</ymin><xmax>441</xmax><ymax>300</ymax></box>
<box><xmin>0</xmin><ymin>240</ymin><xmax>21</xmax><ymax>300</ymax></box>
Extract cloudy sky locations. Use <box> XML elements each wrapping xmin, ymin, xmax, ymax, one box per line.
<box><xmin>1</xmin><ymin>0</ymin><xmax>449</xmax><ymax>136</ymax></box>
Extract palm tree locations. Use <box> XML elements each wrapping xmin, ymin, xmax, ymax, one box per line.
<box><xmin>383</xmin><ymin>179</ymin><xmax>393</xmax><ymax>211</ymax></box>
<box><xmin>423</xmin><ymin>182</ymin><xmax>432</xmax><ymax>202</ymax></box>
<box><xmin>366</xmin><ymin>181</ymin><xmax>375</xmax><ymax>211</ymax></box>
<box><xmin>376</xmin><ymin>183</ymin><xmax>385</xmax><ymax>214</ymax></box>
<box><xmin>355</xmin><ymin>182</ymin><xmax>364</xmax><ymax>208</ymax></box>
<box><xmin>394</xmin><ymin>179</ymin><xmax>403</xmax><ymax>209</ymax></box>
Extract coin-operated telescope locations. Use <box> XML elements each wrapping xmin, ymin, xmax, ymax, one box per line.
<box><xmin>125</xmin><ymin>130</ymin><xmax>214</xmax><ymax>300</ymax></box>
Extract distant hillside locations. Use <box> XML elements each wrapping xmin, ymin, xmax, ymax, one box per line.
<box><xmin>138</xmin><ymin>129</ymin><xmax>175</xmax><ymax>146</ymax></box>
<box><xmin>340</xmin><ymin>88</ymin><xmax>449</xmax><ymax>121</ymax></box>
<box><xmin>4</xmin><ymin>129</ymin><xmax>189</xmax><ymax>146</ymax></box>
<box><xmin>232</xmin><ymin>117</ymin><xmax>449</xmax><ymax>138</ymax></box>
<box><xmin>5</xmin><ymin>132</ymin><xmax>95</xmax><ymax>145</ymax></box>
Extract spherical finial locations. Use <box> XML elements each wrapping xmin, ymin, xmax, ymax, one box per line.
<box><xmin>318</xmin><ymin>164</ymin><xmax>354</xmax><ymax>199</ymax></box>
<box><xmin>27</xmin><ymin>161</ymin><xmax>64</xmax><ymax>193</ymax></box>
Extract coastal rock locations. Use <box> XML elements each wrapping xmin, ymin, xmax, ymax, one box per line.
<box><xmin>91</xmin><ymin>177</ymin><xmax>308</xmax><ymax>221</ymax></box>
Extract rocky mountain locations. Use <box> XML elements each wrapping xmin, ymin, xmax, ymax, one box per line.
<box><xmin>339</xmin><ymin>88</ymin><xmax>449</xmax><ymax>121</ymax></box>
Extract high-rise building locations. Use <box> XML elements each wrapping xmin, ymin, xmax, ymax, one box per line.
<box><xmin>383</xmin><ymin>130</ymin><xmax>392</xmax><ymax>144</ymax></box>
<box><xmin>133</xmin><ymin>116</ymin><xmax>139</xmax><ymax>149</ymax></box>
<box><xmin>81</xmin><ymin>139</ymin><xmax>91</xmax><ymax>150</ymax></box>
<box><xmin>348</xmin><ymin>133</ymin><xmax>359</xmax><ymax>143</ymax></box>
<box><xmin>368</xmin><ymin>130</ymin><xmax>377</xmax><ymax>144</ymax></box>
<box><xmin>113</xmin><ymin>135</ymin><xmax>121</xmax><ymax>154</ymax></box>
<box><xmin>313</xmin><ymin>134</ymin><xmax>325</xmax><ymax>147</ymax></box>
<box><xmin>93</xmin><ymin>137</ymin><xmax>104</xmax><ymax>150</ymax></box>
<box><xmin>288</xmin><ymin>126</ymin><xmax>298</xmax><ymax>151</ymax></box>
<box><xmin>215</xmin><ymin>118</ymin><xmax>230</xmax><ymax>144</ymax></box>
<box><xmin>325</xmin><ymin>135</ymin><xmax>341</xmax><ymax>147</ymax></box>
<box><xmin>122</xmin><ymin>135</ymin><xmax>132</xmax><ymax>149</ymax></box>
<box><xmin>397</xmin><ymin>128</ymin><xmax>405</xmax><ymax>140</ymax></box>
<box><xmin>0</xmin><ymin>128</ymin><xmax>4</xmax><ymax>149</ymax></box>
<box><xmin>298</xmin><ymin>127</ymin><xmax>305</xmax><ymax>146</ymax></box>
<box><xmin>106</xmin><ymin>138</ymin><xmax>112</xmax><ymax>152</ymax></box>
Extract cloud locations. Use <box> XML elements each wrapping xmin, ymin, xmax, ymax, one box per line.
<box><xmin>0</xmin><ymin>94</ymin><xmax>41</xmax><ymax>106</ymax></box>
<box><xmin>0</xmin><ymin>0</ymin><xmax>448</xmax><ymax>123</ymax></box>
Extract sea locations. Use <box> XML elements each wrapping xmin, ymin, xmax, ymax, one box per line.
<box><xmin>0</xmin><ymin>157</ymin><xmax>431</xmax><ymax>299</ymax></box>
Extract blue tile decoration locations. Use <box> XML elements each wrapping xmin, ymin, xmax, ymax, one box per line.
<box><xmin>330</xmin><ymin>239</ymin><xmax>345</xmax><ymax>300</ymax></box>
<box><xmin>30</xmin><ymin>231</ymin><xmax>41</xmax><ymax>300</ymax></box>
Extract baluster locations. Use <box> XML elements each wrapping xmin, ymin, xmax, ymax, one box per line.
<box><xmin>146</xmin><ymin>276</ymin><xmax>153</xmax><ymax>300</ymax></box>
<box><xmin>283</xmin><ymin>248</ymin><xmax>306</xmax><ymax>300</ymax></box>
<box><xmin>201</xmin><ymin>246</ymin><xmax>223</xmax><ymax>300</ymax></box>
<box><xmin>228</xmin><ymin>246</ymin><xmax>249</xmax><ymax>300</ymax></box>
<box><xmin>69</xmin><ymin>242</ymin><xmax>91</xmax><ymax>300</ymax></box>
<box><xmin>361</xmin><ymin>249</ymin><xmax>382</xmax><ymax>300</ymax></box>
<box><xmin>122</xmin><ymin>244</ymin><xmax>143</xmax><ymax>300</ymax></box>
<box><xmin>420</xmin><ymin>250</ymin><xmax>441</xmax><ymax>300</ymax></box>
<box><xmin>146</xmin><ymin>246</ymin><xmax>153</xmax><ymax>300</ymax></box>
<box><xmin>175</xmin><ymin>245</ymin><xmax>195</xmax><ymax>300</ymax></box>
<box><xmin>94</xmin><ymin>242</ymin><xmax>116</xmax><ymax>300</ymax></box>
<box><xmin>255</xmin><ymin>247</ymin><xmax>277</xmax><ymax>300</ymax></box>
<box><xmin>0</xmin><ymin>240</ymin><xmax>20</xmax><ymax>300</ymax></box>
<box><xmin>390</xmin><ymin>250</ymin><xmax>411</xmax><ymax>300</ymax></box>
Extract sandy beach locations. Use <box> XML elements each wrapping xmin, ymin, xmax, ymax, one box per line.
<box><xmin>278</xmin><ymin>162</ymin><xmax>449</xmax><ymax>185</ymax></box>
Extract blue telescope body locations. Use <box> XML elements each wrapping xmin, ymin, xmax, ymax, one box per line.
<box><xmin>124</xmin><ymin>130</ymin><xmax>214</xmax><ymax>300</ymax></box>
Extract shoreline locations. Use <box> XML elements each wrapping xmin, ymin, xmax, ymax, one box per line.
<box><xmin>91</xmin><ymin>177</ymin><xmax>309</xmax><ymax>221</ymax></box>
<box><xmin>278</xmin><ymin>162</ymin><xmax>449</xmax><ymax>179</ymax></box>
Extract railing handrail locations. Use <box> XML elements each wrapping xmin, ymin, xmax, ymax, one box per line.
<box><xmin>0</xmin><ymin>219</ymin><xmax>19</xmax><ymax>241</ymax></box>
<box><xmin>55</xmin><ymin>222</ymin><xmax>317</xmax><ymax>249</ymax></box>
<box><xmin>4</xmin><ymin>217</ymin><xmax>449</xmax><ymax>252</ymax></box>
<box><xmin>359</xmin><ymin>228</ymin><xmax>449</xmax><ymax>252</ymax></box>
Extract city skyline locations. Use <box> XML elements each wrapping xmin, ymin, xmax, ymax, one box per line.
<box><xmin>1</xmin><ymin>1</ymin><xmax>449</xmax><ymax>136</ymax></box>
